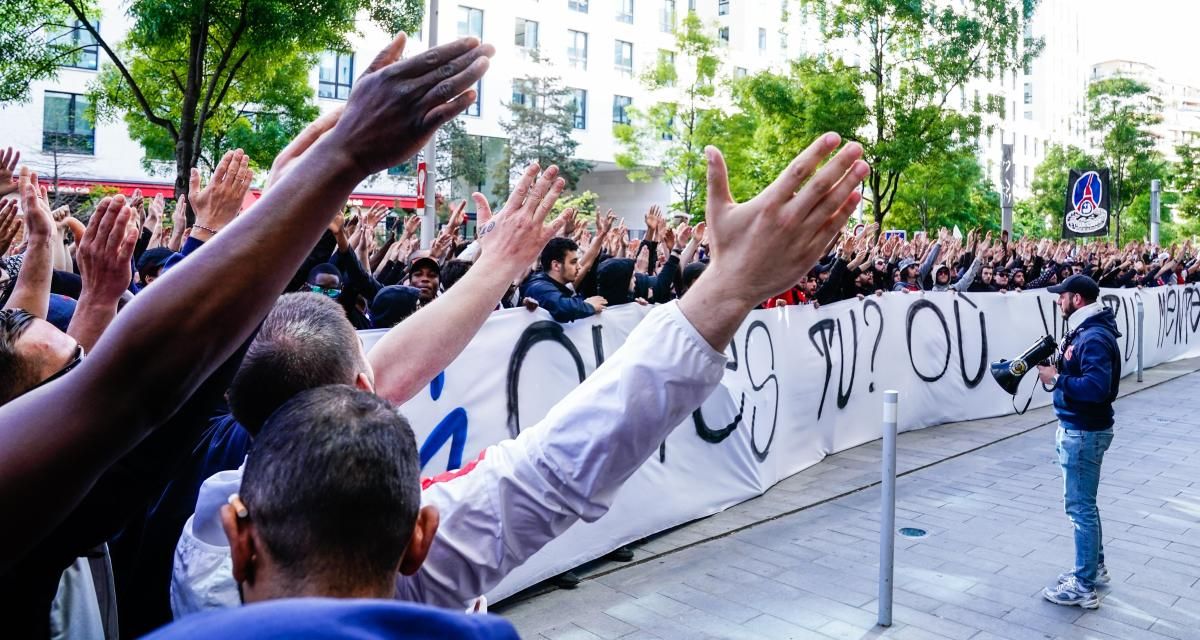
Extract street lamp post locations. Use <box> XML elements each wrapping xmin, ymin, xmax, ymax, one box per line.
<box><xmin>420</xmin><ymin>0</ymin><xmax>440</xmax><ymax>249</ymax></box>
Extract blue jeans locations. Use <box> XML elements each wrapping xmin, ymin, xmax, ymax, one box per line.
<box><xmin>1056</xmin><ymin>425</ymin><xmax>1114</xmax><ymax>590</ymax></box>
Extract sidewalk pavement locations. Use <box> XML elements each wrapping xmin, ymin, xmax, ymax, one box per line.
<box><xmin>495</xmin><ymin>358</ymin><xmax>1200</xmax><ymax>640</ymax></box>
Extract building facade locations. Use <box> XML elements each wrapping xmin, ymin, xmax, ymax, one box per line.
<box><xmin>0</xmin><ymin>0</ymin><xmax>1092</xmax><ymax>226</ymax></box>
<box><xmin>1089</xmin><ymin>59</ymin><xmax>1200</xmax><ymax>162</ymax></box>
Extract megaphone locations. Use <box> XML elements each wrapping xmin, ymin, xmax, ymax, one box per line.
<box><xmin>990</xmin><ymin>335</ymin><xmax>1058</xmax><ymax>395</ymax></box>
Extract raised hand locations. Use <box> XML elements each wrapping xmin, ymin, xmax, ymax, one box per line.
<box><xmin>403</xmin><ymin>214</ymin><xmax>421</xmax><ymax>239</ymax></box>
<box><xmin>698</xmin><ymin>134</ymin><xmax>867</xmax><ymax>314</ymax></box>
<box><xmin>446</xmin><ymin>200</ymin><xmax>467</xmax><ymax>237</ymax></box>
<box><xmin>560</xmin><ymin>207</ymin><xmax>577</xmax><ymax>238</ymax></box>
<box><xmin>597</xmin><ymin>209</ymin><xmax>617</xmax><ymax>238</ymax></box>
<box><xmin>364</xmin><ymin>203</ymin><xmax>389</xmax><ymax>230</ymax></box>
<box><xmin>0</xmin><ymin>199</ymin><xmax>20</xmax><ymax>255</ymax></box>
<box><xmin>146</xmin><ymin>193</ymin><xmax>165</xmax><ymax>231</ymax></box>
<box><xmin>189</xmin><ymin>149</ymin><xmax>254</xmax><ymax>239</ymax></box>
<box><xmin>76</xmin><ymin>196</ymin><xmax>138</xmax><ymax>308</ymax></box>
<box><xmin>475</xmin><ymin>163</ymin><xmax>567</xmax><ymax>283</ymax></box>
<box><xmin>326</xmin><ymin>35</ymin><xmax>495</xmax><ymax>175</ymax></box>
<box><xmin>0</xmin><ymin>147</ymin><xmax>20</xmax><ymax>196</ymax></box>
<box><xmin>18</xmin><ymin>167</ymin><xmax>53</xmax><ymax>243</ymax></box>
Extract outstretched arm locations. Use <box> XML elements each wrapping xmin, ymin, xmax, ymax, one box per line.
<box><xmin>0</xmin><ymin>33</ymin><xmax>496</xmax><ymax>569</ymax></box>
<box><xmin>2</xmin><ymin>169</ymin><xmax>54</xmax><ymax>318</ymax></box>
<box><xmin>404</xmin><ymin>134</ymin><xmax>867</xmax><ymax>605</ymax></box>
<box><xmin>369</xmin><ymin>164</ymin><xmax>566</xmax><ymax>404</ymax></box>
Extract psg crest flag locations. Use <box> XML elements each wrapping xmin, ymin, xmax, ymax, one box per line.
<box><xmin>1062</xmin><ymin>169</ymin><xmax>1111</xmax><ymax>238</ymax></box>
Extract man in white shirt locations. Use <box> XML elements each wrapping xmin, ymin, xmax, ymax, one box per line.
<box><xmin>173</xmin><ymin>132</ymin><xmax>869</xmax><ymax>616</ymax></box>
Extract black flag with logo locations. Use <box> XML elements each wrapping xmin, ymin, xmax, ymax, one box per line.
<box><xmin>1062</xmin><ymin>169</ymin><xmax>1111</xmax><ymax>238</ymax></box>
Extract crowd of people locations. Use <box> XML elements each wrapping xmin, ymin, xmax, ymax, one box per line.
<box><xmin>0</xmin><ymin>26</ymin><xmax>1189</xmax><ymax>640</ymax></box>
<box><xmin>0</xmin><ymin>32</ymin><xmax>876</xmax><ymax>639</ymax></box>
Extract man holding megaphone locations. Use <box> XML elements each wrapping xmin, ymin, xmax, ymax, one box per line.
<box><xmin>1034</xmin><ymin>275</ymin><xmax>1121</xmax><ymax>609</ymax></box>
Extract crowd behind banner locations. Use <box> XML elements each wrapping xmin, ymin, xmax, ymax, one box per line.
<box><xmin>0</xmin><ymin>30</ymin><xmax>1192</xmax><ymax>640</ymax></box>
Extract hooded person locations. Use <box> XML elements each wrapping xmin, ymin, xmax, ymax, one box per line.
<box><xmin>596</xmin><ymin>258</ymin><xmax>638</xmax><ymax>307</ymax></box>
<box><xmin>370</xmin><ymin>285</ymin><xmax>422</xmax><ymax>329</ymax></box>
<box><xmin>137</xmin><ymin>247</ymin><xmax>176</xmax><ymax>288</ymax></box>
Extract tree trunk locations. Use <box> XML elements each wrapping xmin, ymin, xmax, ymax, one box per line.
<box><xmin>174</xmin><ymin>4</ymin><xmax>210</xmax><ymax>223</ymax></box>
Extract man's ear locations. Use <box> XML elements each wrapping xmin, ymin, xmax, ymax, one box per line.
<box><xmin>220</xmin><ymin>503</ymin><xmax>257</xmax><ymax>586</ymax></box>
<box><xmin>355</xmin><ymin>371</ymin><xmax>373</xmax><ymax>393</ymax></box>
<box><xmin>398</xmin><ymin>505</ymin><xmax>440</xmax><ymax>576</ymax></box>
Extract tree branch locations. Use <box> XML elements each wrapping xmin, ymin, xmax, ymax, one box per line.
<box><xmin>62</xmin><ymin>0</ymin><xmax>178</xmax><ymax>140</ymax></box>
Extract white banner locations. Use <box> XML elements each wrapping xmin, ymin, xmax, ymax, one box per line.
<box><xmin>363</xmin><ymin>285</ymin><xmax>1200</xmax><ymax>602</ymax></box>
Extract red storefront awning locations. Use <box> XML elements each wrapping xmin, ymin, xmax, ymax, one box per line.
<box><xmin>44</xmin><ymin>178</ymin><xmax>420</xmax><ymax>210</ymax></box>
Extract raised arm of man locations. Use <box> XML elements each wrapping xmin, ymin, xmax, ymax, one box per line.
<box><xmin>0</xmin><ymin>33</ymin><xmax>496</xmax><ymax>570</ymax></box>
<box><xmin>369</xmin><ymin>163</ymin><xmax>567</xmax><ymax>404</ymax></box>
<box><xmin>1</xmin><ymin>170</ymin><xmax>55</xmax><ymax>319</ymax></box>
<box><xmin>404</xmin><ymin>134</ymin><xmax>868</xmax><ymax>606</ymax></box>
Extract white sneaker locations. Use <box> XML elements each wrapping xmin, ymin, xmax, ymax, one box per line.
<box><xmin>1043</xmin><ymin>576</ymin><xmax>1100</xmax><ymax>609</ymax></box>
<box><xmin>1057</xmin><ymin>564</ymin><xmax>1110</xmax><ymax>586</ymax></box>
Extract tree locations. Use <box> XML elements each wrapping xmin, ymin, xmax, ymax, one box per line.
<box><xmin>436</xmin><ymin>118</ymin><xmax>488</xmax><ymax>194</ymax></box>
<box><xmin>494</xmin><ymin>58</ymin><xmax>593</xmax><ymax>202</ymax></box>
<box><xmin>1015</xmin><ymin>144</ymin><xmax>1099</xmax><ymax>239</ymax></box>
<box><xmin>614</xmin><ymin>12</ymin><xmax>723</xmax><ymax>219</ymax></box>
<box><xmin>1087</xmin><ymin>77</ymin><xmax>1166</xmax><ymax>244</ymax></box>
<box><xmin>0</xmin><ymin>1</ymin><xmax>87</xmax><ymax>104</ymax></box>
<box><xmin>53</xmin><ymin>0</ymin><xmax>422</xmax><ymax>201</ymax></box>
<box><xmin>886</xmin><ymin>147</ymin><xmax>999</xmax><ymax>234</ymax></box>
<box><xmin>1171</xmin><ymin>142</ymin><xmax>1200</xmax><ymax>223</ymax></box>
<box><xmin>798</xmin><ymin>0</ymin><xmax>1041</xmax><ymax>230</ymax></box>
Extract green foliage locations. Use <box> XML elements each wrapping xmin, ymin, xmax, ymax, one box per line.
<box><xmin>1086</xmin><ymin>77</ymin><xmax>1167</xmax><ymax>242</ymax></box>
<box><xmin>798</xmin><ymin>0</ymin><xmax>1041</xmax><ymax>229</ymax></box>
<box><xmin>614</xmin><ymin>12</ymin><xmax>723</xmax><ymax>218</ymax></box>
<box><xmin>495</xmin><ymin>56</ymin><xmax>594</xmax><ymax>202</ymax></box>
<box><xmin>886</xmin><ymin>147</ymin><xmax>999</xmax><ymax>234</ymax></box>
<box><xmin>0</xmin><ymin>1</ymin><xmax>96</xmax><ymax>103</ymax></box>
<box><xmin>551</xmin><ymin>190</ymin><xmax>599</xmax><ymax>218</ymax></box>
<box><xmin>437</xmin><ymin>118</ymin><xmax>488</xmax><ymax>191</ymax></box>
<box><xmin>1171</xmin><ymin>142</ymin><xmax>1200</xmax><ymax>222</ymax></box>
<box><xmin>77</xmin><ymin>0</ymin><xmax>422</xmax><ymax>196</ymax></box>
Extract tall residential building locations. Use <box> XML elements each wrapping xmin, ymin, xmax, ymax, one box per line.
<box><xmin>1089</xmin><ymin>59</ymin><xmax>1200</xmax><ymax>162</ymax></box>
<box><xmin>0</xmin><ymin>0</ymin><xmax>1090</xmax><ymax>223</ymax></box>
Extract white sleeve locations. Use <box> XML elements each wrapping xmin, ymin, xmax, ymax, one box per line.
<box><xmin>397</xmin><ymin>300</ymin><xmax>726</xmax><ymax>608</ymax></box>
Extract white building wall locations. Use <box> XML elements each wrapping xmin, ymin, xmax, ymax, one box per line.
<box><xmin>0</xmin><ymin>0</ymin><xmax>1093</xmax><ymax>219</ymax></box>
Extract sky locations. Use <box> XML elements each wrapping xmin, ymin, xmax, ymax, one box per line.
<box><xmin>1085</xmin><ymin>0</ymin><xmax>1200</xmax><ymax>88</ymax></box>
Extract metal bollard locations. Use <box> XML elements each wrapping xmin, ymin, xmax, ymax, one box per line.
<box><xmin>878</xmin><ymin>391</ymin><xmax>899</xmax><ymax>627</ymax></box>
<box><xmin>1136</xmin><ymin>298</ymin><xmax>1144</xmax><ymax>383</ymax></box>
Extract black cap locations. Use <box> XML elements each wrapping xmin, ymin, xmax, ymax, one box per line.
<box><xmin>371</xmin><ymin>285</ymin><xmax>422</xmax><ymax>329</ymax></box>
<box><xmin>1047</xmin><ymin>274</ymin><xmax>1099</xmax><ymax>300</ymax></box>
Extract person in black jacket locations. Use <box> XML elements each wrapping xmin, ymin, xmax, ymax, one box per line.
<box><xmin>1037</xmin><ymin>275</ymin><xmax>1120</xmax><ymax>610</ymax></box>
<box><xmin>520</xmin><ymin>237</ymin><xmax>606</xmax><ymax>322</ymax></box>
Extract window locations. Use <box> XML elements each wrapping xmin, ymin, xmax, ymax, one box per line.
<box><xmin>512</xmin><ymin>80</ymin><xmax>529</xmax><ymax>107</ymax></box>
<box><xmin>615</xmin><ymin>40</ymin><xmax>633</xmax><ymax>77</ymax></box>
<box><xmin>734</xmin><ymin>66</ymin><xmax>748</xmax><ymax>79</ymax></box>
<box><xmin>569</xmin><ymin>0</ymin><xmax>589</xmax><ymax>13</ymax></box>
<box><xmin>617</xmin><ymin>0</ymin><xmax>634</xmax><ymax>23</ymax></box>
<box><xmin>613</xmin><ymin>95</ymin><xmax>632</xmax><ymax>126</ymax></box>
<box><xmin>662</xmin><ymin>115</ymin><xmax>674</xmax><ymax>141</ymax></box>
<box><xmin>1023</xmin><ymin>165</ymin><xmax>1030</xmax><ymax>187</ymax></box>
<box><xmin>1023</xmin><ymin>81</ymin><xmax>1032</xmax><ymax>105</ymax></box>
<box><xmin>43</xmin><ymin>92</ymin><xmax>94</xmax><ymax>154</ymax></box>
<box><xmin>758</xmin><ymin>28</ymin><xmax>767</xmax><ymax>52</ymax></box>
<box><xmin>660</xmin><ymin>0</ymin><xmax>675</xmax><ymax>32</ymax></box>
<box><xmin>718</xmin><ymin>26</ymin><xmax>729</xmax><ymax>44</ymax></box>
<box><xmin>515</xmin><ymin>18</ymin><xmax>538</xmax><ymax>49</ymax></box>
<box><xmin>318</xmin><ymin>52</ymin><xmax>354</xmax><ymax>100</ymax></box>
<box><xmin>458</xmin><ymin>6</ymin><xmax>483</xmax><ymax>38</ymax></box>
<box><xmin>718</xmin><ymin>0</ymin><xmax>729</xmax><ymax>16</ymax></box>
<box><xmin>52</xmin><ymin>19</ymin><xmax>99</xmax><ymax>70</ymax></box>
<box><xmin>571</xmin><ymin>88</ymin><xmax>587</xmax><ymax>129</ymax></box>
<box><xmin>658</xmin><ymin>49</ymin><xmax>676</xmax><ymax>87</ymax></box>
<box><xmin>389</xmin><ymin>159</ymin><xmax>418</xmax><ymax>176</ymax></box>
<box><xmin>1024</xmin><ymin>110</ymin><xmax>1033</xmax><ymax>121</ymax></box>
<box><xmin>568</xmin><ymin>30</ymin><xmax>588</xmax><ymax>70</ymax></box>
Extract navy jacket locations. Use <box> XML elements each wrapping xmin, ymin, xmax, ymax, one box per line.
<box><xmin>520</xmin><ymin>271</ymin><xmax>595</xmax><ymax>323</ymax></box>
<box><xmin>1053</xmin><ymin>307</ymin><xmax>1121</xmax><ymax>431</ymax></box>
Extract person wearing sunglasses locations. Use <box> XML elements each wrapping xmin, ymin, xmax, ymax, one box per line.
<box><xmin>304</xmin><ymin>263</ymin><xmax>343</xmax><ymax>299</ymax></box>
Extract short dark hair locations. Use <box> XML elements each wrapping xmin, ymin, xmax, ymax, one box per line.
<box><xmin>440</xmin><ymin>259</ymin><xmax>473</xmax><ymax>291</ymax></box>
<box><xmin>240</xmin><ymin>385</ymin><xmax>421</xmax><ymax>590</ymax></box>
<box><xmin>539</xmin><ymin>237</ymin><xmax>578</xmax><ymax>273</ymax></box>
<box><xmin>0</xmin><ymin>309</ymin><xmax>38</xmax><ymax>405</ymax></box>
<box><xmin>307</xmin><ymin>263</ymin><xmax>342</xmax><ymax>284</ymax></box>
<box><xmin>228</xmin><ymin>294</ymin><xmax>365</xmax><ymax>434</ymax></box>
